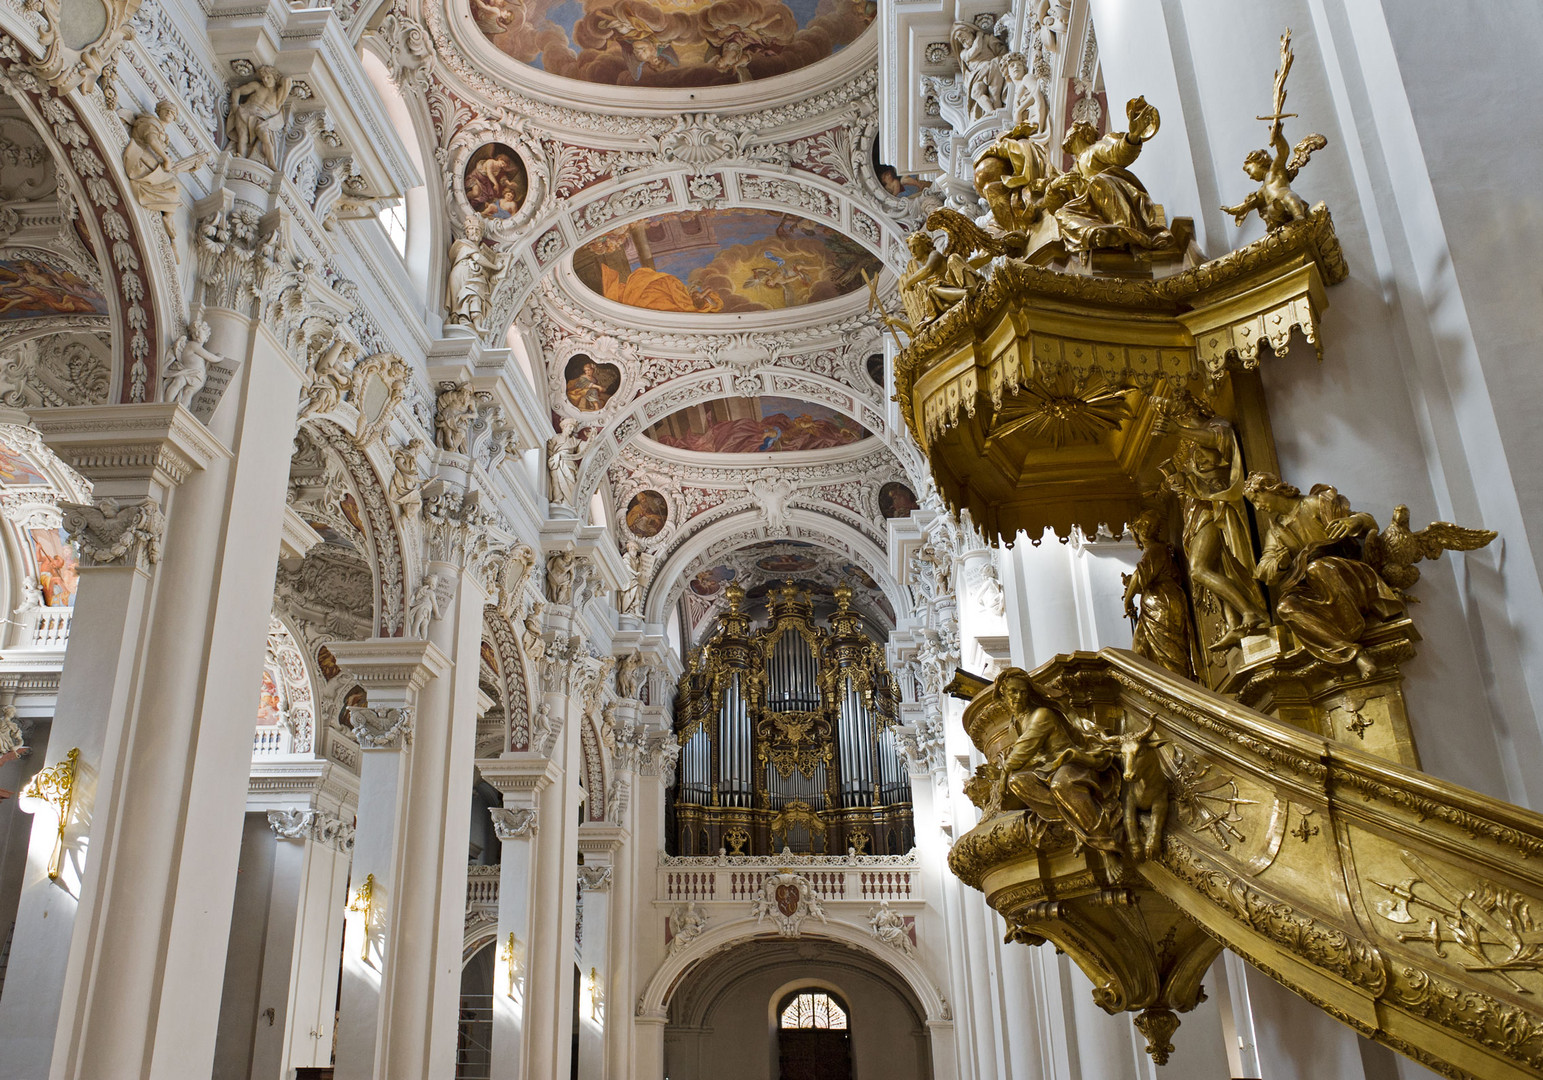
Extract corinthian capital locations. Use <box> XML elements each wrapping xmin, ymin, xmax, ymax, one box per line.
<box><xmin>489</xmin><ymin>806</ymin><xmax>538</xmax><ymax>839</ymax></box>
<box><xmin>349</xmin><ymin>705</ymin><xmax>413</xmax><ymax>749</ymax></box>
<box><xmin>60</xmin><ymin>497</ymin><xmax>166</xmax><ymax>570</ymax></box>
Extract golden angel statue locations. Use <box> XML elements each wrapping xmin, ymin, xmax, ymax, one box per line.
<box><xmin>1220</xmin><ymin>30</ymin><xmax>1328</xmax><ymax>231</ymax></box>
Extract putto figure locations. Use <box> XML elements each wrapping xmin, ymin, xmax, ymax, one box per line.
<box><xmin>1220</xmin><ymin>30</ymin><xmax>1327</xmax><ymax>231</ymax></box>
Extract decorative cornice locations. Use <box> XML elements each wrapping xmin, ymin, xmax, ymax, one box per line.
<box><xmin>28</xmin><ymin>403</ymin><xmax>231</xmax><ymax>490</ymax></box>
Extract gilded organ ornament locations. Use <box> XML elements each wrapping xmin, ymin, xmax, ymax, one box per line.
<box><xmin>671</xmin><ymin>582</ymin><xmax>910</xmax><ymax>857</ymax></box>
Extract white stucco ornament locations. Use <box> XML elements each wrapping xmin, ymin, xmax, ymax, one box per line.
<box><xmin>750</xmin><ymin>871</ymin><xmax>828</xmax><ymax>938</ymax></box>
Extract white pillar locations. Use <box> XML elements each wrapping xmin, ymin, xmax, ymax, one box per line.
<box><xmin>577</xmin><ymin>825</ymin><xmax>623</xmax><ymax>1080</ymax></box>
<box><xmin>329</xmin><ymin>638</ymin><xmax>449</xmax><ymax>1080</ymax></box>
<box><xmin>386</xmin><ymin>562</ymin><xmax>488</xmax><ymax>1076</ymax></box>
<box><xmin>0</xmin><ymin>398</ymin><xmax>276</xmax><ymax>1080</ymax></box>
<box><xmin>214</xmin><ymin>761</ymin><xmax>357</xmax><ymax>1078</ymax></box>
<box><xmin>481</xmin><ymin>754</ymin><xmax>562</xmax><ymax>1080</ymax></box>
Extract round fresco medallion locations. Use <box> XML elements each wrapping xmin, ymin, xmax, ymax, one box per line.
<box><xmin>878</xmin><ymin>482</ymin><xmax>919</xmax><ymax>519</ymax></box>
<box><xmin>563</xmin><ymin>353</ymin><xmax>622</xmax><ymax>412</ymax></box>
<box><xmin>625</xmin><ymin>489</ymin><xmax>669</xmax><ymax>538</ymax></box>
<box><xmin>463</xmin><ymin>143</ymin><xmax>529</xmax><ymax>220</ymax></box>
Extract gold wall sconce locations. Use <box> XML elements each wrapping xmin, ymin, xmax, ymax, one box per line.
<box><xmin>348</xmin><ymin>873</ymin><xmax>376</xmax><ymax>961</ymax></box>
<box><xmin>19</xmin><ymin>747</ymin><xmax>79</xmax><ymax>881</ymax></box>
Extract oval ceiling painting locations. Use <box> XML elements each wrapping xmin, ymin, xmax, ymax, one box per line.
<box><xmin>646</xmin><ymin>396</ymin><xmax>870</xmax><ymax>454</ymax></box>
<box><xmin>625</xmin><ymin>489</ymin><xmax>669</xmax><ymax>537</ymax></box>
<box><xmin>463</xmin><ymin>143</ymin><xmax>529</xmax><ymax>220</ymax></box>
<box><xmin>473</xmin><ymin>0</ymin><xmax>875</xmax><ymax>88</ymax></box>
<box><xmin>573</xmin><ymin>209</ymin><xmax>881</xmax><ymax>314</ymax></box>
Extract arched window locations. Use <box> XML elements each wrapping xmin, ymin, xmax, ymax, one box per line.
<box><xmin>779</xmin><ymin>991</ymin><xmax>848</xmax><ymax>1030</ymax></box>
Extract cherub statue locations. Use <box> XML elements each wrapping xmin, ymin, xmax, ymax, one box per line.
<box><xmin>121</xmin><ymin>101</ymin><xmax>209</xmax><ymax>244</ymax></box>
<box><xmin>225</xmin><ymin>65</ymin><xmax>293</xmax><ymax>169</ymax></box>
<box><xmin>1044</xmin><ymin>96</ymin><xmax>1179</xmax><ymax>256</ymax></box>
<box><xmin>445</xmin><ymin>219</ymin><xmax>509</xmax><ymax>334</ymax></box>
<box><xmin>1220</xmin><ymin>30</ymin><xmax>1327</xmax><ymax>231</ymax></box>
<box><xmin>163</xmin><ymin>321</ymin><xmax>226</xmax><ymax>409</ymax></box>
<box><xmin>1242</xmin><ymin>472</ymin><xmax>1402</xmax><ymax>676</ymax></box>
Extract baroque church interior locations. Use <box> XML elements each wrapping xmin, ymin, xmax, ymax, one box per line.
<box><xmin>0</xmin><ymin>0</ymin><xmax>1539</xmax><ymax>1078</ymax></box>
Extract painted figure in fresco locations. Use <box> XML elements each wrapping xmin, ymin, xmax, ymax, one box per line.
<box><xmin>464</xmin><ymin>145</ymin><xmax>529</xmax><ymax>219</ymax></box>
<box><xmin>701</xmin><ymin>0</ymin><xmax>796</xmax><ymax>81</ymax></box>
<box><xmin>226</xmin><ymin>65</ymin><xmax>293</xmax><ymax>169</ymax></box>
<box><xmin>565</xmin><ymin>358</ymin><xmax>618</xmax><ymax>412</ymax></box>
<box><xmin>742</xmin><ymin>251</ymin><xmax>814</xmax><ymax>308</ymax></box>
<box><xmin>0</xmin><ymin>259</ymin><xmax>104</xmax><ymax>317</ymax></box>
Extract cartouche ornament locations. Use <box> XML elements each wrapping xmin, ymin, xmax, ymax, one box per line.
<box><xmin>1220</xmin><ymin>30</ymin><xmax>1328</xmax><ymax>231</ymax></box>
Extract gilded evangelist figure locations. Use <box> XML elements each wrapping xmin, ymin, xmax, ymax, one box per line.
<box><xmin>990</xmin><ymin>668</ymin><xmax>1121</xmax><ymax>851</ymax></box>
<box><xmin>1242</xmin><ymin>472</ymin><xmax>1402</xmax><ymax>676</ymax></box>
<box><xmin>1122</xmin><ymin>509</ymin><xmax>1195</xmax><ymax>679</ymax></box>
<box><xmin>1154</xmin><ymin>395</ymin><xmax>1268</xmax><ymax>649</ymax></box>
<box><xmin>1044</xmin><ymin>97</ymin><xmax>1178</xmax><ymax>255</ymax></box>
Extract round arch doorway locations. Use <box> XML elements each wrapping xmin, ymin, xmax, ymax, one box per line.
<box><xmin>663</xmin><ymin>938</ymin><xmax>931</xmax><ymax>1080</ymax></box>
<box><xmin>777</xmin><ymin>989</ymin><xmax>851</xmax><ymax>1080</ymax></box>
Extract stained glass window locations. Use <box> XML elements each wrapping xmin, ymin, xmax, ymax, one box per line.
<box><xmin>779</xmin><ymin>991</ymin><xmax>848</xmax><ymax>1030</ymax></box>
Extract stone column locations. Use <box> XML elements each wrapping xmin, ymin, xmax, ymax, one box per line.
<box><xmin>628</xmin><ymin>718</ymin><xmax>673</xmax><ymax>1080</ymax></box>
<box><xmin>480</xmin><ymin>754</ymin><xmax>562</xmax><ymax>1080</ymax></box>
<box><xmin>576</xmin><ymin>825</ymin><xmax>622</xmax><ymax>1080</ymax></box>
<box><xmin>328</xmin><ymin>638</ymin><xmax>449</xmax><ymax>1080</ymax></box>
<box><xmin>383</xmin><ymin>555</ymin><xmax>489</xmax><ymax>1076</ymax></box>
<box><xmin>212</xmin><ymin>761</ymin><xmax>358</xmax><ymax>1079</ymax></box>
<box><xmin>0</xmin><ymin>403</ymin><xmax>244</xmax><ymax>1080</ymax></box>
<box><xmin>518</xmin><ymin>599</ymin><xmax>594</xmax><ymax>1080</ymax></box>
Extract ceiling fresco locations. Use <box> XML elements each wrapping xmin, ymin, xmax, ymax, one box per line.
<box><xmin>572</xmin><ymin>209</ymin><xmax>881</xmax><ymax>314</ymax></box>
<box><xmin>644</xmin><ymin>395</ymin><xmax>871</xmax><ymax>453</ymax></box>
<box><xmin>471</xmin><ymin>0</ymin><xmax>876</xmax><ymax>88</ymax></box>
<box><xmin>0</xmin><ymin>256</ymin><xmax>108</xmax><ymax>320</ymax></box>
<box><xmin>681</xmin><ymin>539</ymin><xmax>894</xmax><ymax>642</ymax></box>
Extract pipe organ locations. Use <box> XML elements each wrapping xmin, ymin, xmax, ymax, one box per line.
<box><xmin>671</xmin><ymin>581</ymin><xmax>912</xmax><ymax>856</ymax></box>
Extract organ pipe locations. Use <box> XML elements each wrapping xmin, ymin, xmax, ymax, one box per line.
<box><xmin>670</xmin><ymin>580</ymin><xmax>912</xmax><ymax>856</ymax></box>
